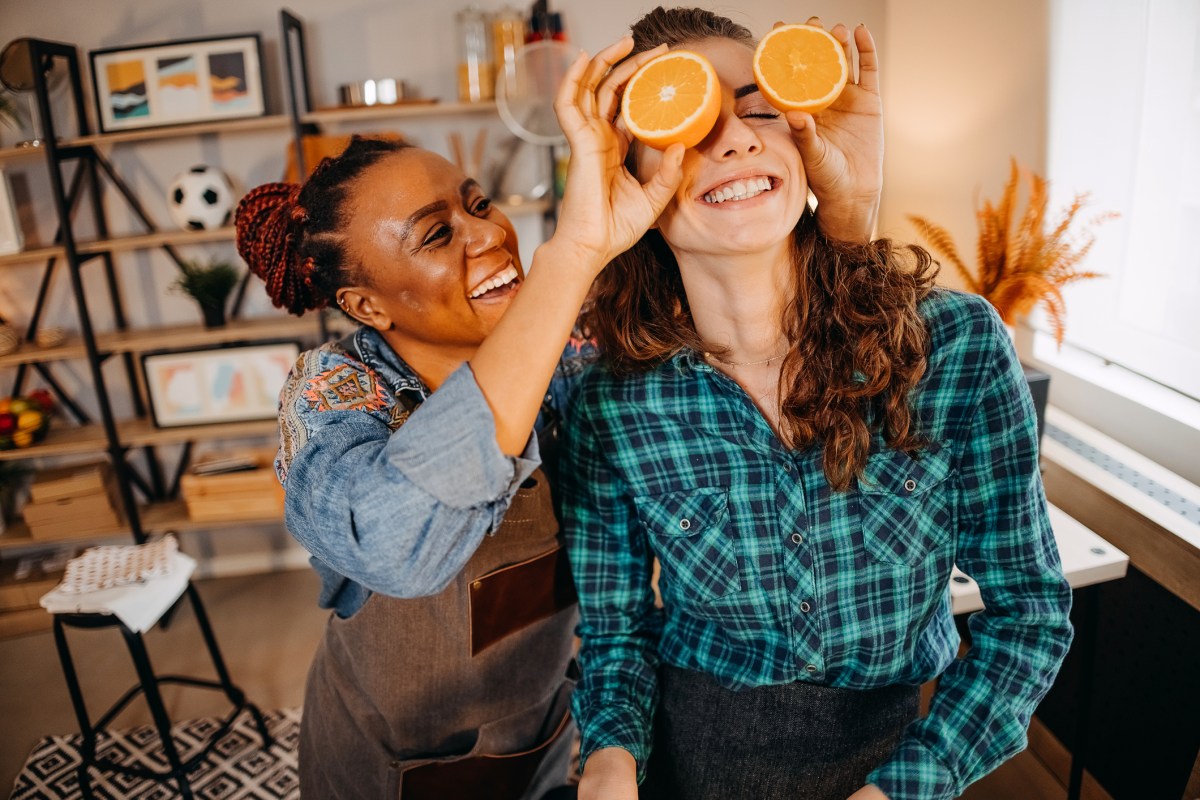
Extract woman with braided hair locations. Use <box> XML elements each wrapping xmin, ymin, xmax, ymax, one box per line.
<box><xmin>235</xmin><ymin>24</ymin><xmax>882</xmax><ymax>800</ymax></box>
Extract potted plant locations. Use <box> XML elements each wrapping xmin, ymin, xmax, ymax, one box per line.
<box><xmin>907</xmin><ymin>158</ymin><xmax>1115</xmax><ymax>346</ymax></box>
<box><xmin>173</xmin><ymin>258</ymin><xmax>240</xmax><ymax>328</ymax></box>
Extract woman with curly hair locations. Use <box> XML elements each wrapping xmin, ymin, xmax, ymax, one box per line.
<box><xmin>562</xmin><ymin>8</ymin><xmax>1073</xmax><ymax>800</ymax></box>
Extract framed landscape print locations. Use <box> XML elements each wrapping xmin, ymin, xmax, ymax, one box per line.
<box><xmin>89</xmin><ymin>34</ymin><xmax>266</xmax><ymax>133</ymax></box>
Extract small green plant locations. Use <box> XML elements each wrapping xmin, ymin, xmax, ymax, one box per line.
<box><xmin>173</xmin><ymin>259</ymin><xmax>240</xmax><ymax>327</ymax></box>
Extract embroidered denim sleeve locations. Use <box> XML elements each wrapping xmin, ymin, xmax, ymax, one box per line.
<box><xmin>561</xmin><ymin>377</ymin><xmax>663</xmax><ymax>780</ymax></box>
<box><xmin>280</xmin><ymin>347</ymin><xmax>538</xmax><ymax>602</ymax></box>
<box><xmin>867</xmin><ymin>300</ymin><xmax>1073</xmax><ymax>800</ymax></box>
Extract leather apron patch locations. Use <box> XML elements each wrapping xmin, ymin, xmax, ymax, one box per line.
<box><xmin>469</xmin><ymin>546</ymin><xmax>577</xmax><ymax>656</ymax></box>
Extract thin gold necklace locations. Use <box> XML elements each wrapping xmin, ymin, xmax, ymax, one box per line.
<box><xmin>703</xmin><ymin>350</ymin><xmax>787</xmax><ymax>368</ymax></box>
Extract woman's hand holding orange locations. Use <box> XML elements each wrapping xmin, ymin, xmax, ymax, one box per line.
<box><xmin>549</xmin><ymin>37</ymin><xmax>684</xmax><ymax>270</ymax></box>
<box><xmin>781</xmin><ymin>18</ymin><xmax>883</xmax><ymax>243</ymax></box>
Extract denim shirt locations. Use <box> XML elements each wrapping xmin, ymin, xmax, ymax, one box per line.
<box><xmin>276</xmin><ymin>325</ymin><xmax>592</xmax><ymax>618</ymax></box>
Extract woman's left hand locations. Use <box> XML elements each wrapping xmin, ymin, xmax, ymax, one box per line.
<box><xmin>782</xmin><ymin>18</ymin><xmax>883</xmax><ymax>243</ymax></box>
<box><xmin>847</xmin><ymin>784</ymin><xmax>890</xmax><ymax>800</ymax></box>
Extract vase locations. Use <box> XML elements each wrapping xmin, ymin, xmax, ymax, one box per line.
<box><xmin>200</xmin><ymin>301</ymin><xmax>227</xmax><ymax>328</ymax></box>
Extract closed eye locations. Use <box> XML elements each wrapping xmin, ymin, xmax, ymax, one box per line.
<box><xmin>742</xmin><ymin>112</ymin><xmax>781</xmax><ymax>120</ymax></box>
<box><xmin>421</xmin><ymin>223</ymin><xmax>451</xmax><ymax>248</ymax></box>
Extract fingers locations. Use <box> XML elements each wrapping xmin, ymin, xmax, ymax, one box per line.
<box><xmin>854</xmin><ymin>24</ymin><xmax>880</xmax><ymax>94</ymax></box>
<box><xmin>640</xmin><ymin>143</ymin><xmax>685</xmax><ymax>215</ymax></box>
<box><xmin>786</xmin><ymin>110</ymin><xmax>829</xmax><ymax>171</ymax></box>
<box><xmin>597</xmin><ymin>43</ymin><xmax>668</xmax><ymax>123</ymax></box>
<box><xmin>576</xmin><ymin>36</ymin><xmax>636</xmax><ymax>118</ymax></box>
<box><xmin>828</xmin><ymin>23</ymin><xmax>854</xmax><ymax>81</ymax></box>
<box><xmin>553</xmin><ymin>50</ymin><xmax>591</xmax><ymax>136</ymax></box>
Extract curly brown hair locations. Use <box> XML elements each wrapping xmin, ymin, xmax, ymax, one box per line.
<box><xmin>585</xmin><ymin>7</ymin><xmax>939</xmax><ymax>491</ymax></box>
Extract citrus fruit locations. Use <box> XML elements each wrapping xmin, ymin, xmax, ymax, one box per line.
<box><xmin>621</xmin><ymin>50</ymin><xmax>721</xmax><ymax>150</ymax></box>
<box><xmin>753</xmin><ymin>24</ymin><xmax>849</xmax><ymax>114</ymax></box>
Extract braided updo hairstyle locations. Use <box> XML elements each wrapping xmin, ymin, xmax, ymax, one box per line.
<box><xmin>235</xmin><ymin>136</ymin><xmax>412</xmax><ymax>315</ymax></box>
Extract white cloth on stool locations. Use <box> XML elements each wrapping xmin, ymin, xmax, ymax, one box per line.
<box><xmin>40</xmin><ymin>551</ymin><xmax>196</xmax><ymax>633</ymax></box>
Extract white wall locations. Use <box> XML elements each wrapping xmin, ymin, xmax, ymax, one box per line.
<box><xmin>878</xmin><ymin>0</ymin><xmax>1050</xmax><ymax>290</ymax></box>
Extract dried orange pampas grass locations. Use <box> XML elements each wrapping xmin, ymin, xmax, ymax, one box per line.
<box><xmin>908</xmin><ymin>158</ymin><xmax>1115</xmax><ymax>346</ymax></box>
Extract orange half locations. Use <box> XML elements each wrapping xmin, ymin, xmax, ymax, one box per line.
<box><xmin>621</xmin><ymin>50</ymin><xmax>721</xmax><ymax>150</ymax></box>
<box><xmin>753</xmin><ymin>24</ymin><xmax>849</xmax><ymax>114</ymax></box>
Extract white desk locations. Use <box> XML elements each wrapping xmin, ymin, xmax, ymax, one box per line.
<box><xmin>950</xmin><ymin>503</ymin><xmax>1129</xmax><ymax>615</ymax></box>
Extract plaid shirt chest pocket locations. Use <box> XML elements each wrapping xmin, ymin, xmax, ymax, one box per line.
<box><xmin>633</xmin><ymin>488</ymin><xmax>742</xmax><ymax>603</ymax></box>
<box><xmin>856</xmin><ymin>447</ymin><xmax>956</xmax><ymax>567</ymax></box>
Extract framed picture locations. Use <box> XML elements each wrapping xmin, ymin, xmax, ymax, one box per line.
<box><xmin>141</xmin><ymin>341</ymin><xmax>299</xmax><ymax>428</ymax></box>
<box><xmin>89</xmin><ymin>34</ymin><xmax>266</xmax><ymax>133</ymax></box>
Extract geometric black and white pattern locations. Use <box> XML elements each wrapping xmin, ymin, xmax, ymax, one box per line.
<box><xmin>9</xmin><ymin>708</ymin><xmax>300</xmax><ymax>799</ymax></box>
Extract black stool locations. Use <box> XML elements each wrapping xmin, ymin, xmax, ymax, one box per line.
<box><xmin>51</xmin><ymin>582</ymin><xmax>273</xmax><ymax>799</ymax></box>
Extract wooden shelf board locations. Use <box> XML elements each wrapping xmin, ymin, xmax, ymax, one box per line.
<box><xmin>77</xmin><ymin>226</ymin><xmax>236</xmax><ymax>255</ymax></box>
<box><xmin>0</xmin><ymin>338</ymin><xmax>91</xmax><ymax>368</ymax></box>
<box><xmin>65</xmin><ymin>115</ymin><xmax>292</xmax><ymax>148</ymax></box>
<box><xmin>303</xmin><ymin>101</ymin><xmax>497</xmax><ymax>125</ymax></box>
<box><xmin>0</xmin><ymin>243</ymin><xmax>66</xmax><ymax>267</ymax></box>
<box><xmin>0</xmin><ymin>520</ymin><xmax>126</xmax><ymax>553</ymax></box>
<box><xmin>0</xmin><ymin>143</ymin><xmax>45</xmax><ymax>163</ymax></box>
<box><xmin>0</xmin><ymin>424</ymin><xmax>109</xmax><ymax>462</ymax></box>
<box><xmin>0</xmin><ymin>606</ymin><xmax>52</xmax><ymax>638</ymax></box>
<box><xmin>141</xmin><ymin>499</ymin><xmax>284</xmax><ymax>533</ymax></box>
<box><xmin>496</xmin><ymin>198</ymin><xmax>553</xmax><ymax>218</ymax></box>
<box><xmin>100</xmin><ymin>315</ymin><xmax>320</xmax><ymax>355</ymax></box>
<box><xmin>118</xmin><ymin>418</ymin><xmax>279</xmax><ymax>448</ymax></box>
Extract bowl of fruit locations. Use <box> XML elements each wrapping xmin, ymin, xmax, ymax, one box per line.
<box><xmin>0</xmin><ymin>390</ymin><xmax>55</xmax><ymax>449</ymax></box>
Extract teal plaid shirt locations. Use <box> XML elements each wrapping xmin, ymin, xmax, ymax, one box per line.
<box><xmin>561</xmin><ymin>289</ymin><xmax>1073</xmax><ymax>800</ymax></box>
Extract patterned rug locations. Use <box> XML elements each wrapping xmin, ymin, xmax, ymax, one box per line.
<box><xmin>9</xmin><ymin>707</ymin><xmax>300</xmax><ymax>799</ymax></box>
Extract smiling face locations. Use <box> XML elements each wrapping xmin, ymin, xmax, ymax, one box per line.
<box><xmin>635</xmin><ymin>37</ymin><xmax>808</xmax><ymax>264</ymax></box>
<box><xmin>339</xmin><ymin>149</ymin><xmax>523</xmax><ymax>362</ymax></box>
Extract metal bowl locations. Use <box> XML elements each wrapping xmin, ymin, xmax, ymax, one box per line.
<box><xmin>338</xmin><ymin>79</ymin><xmax>410</xmax><ymax>107</ymax></box>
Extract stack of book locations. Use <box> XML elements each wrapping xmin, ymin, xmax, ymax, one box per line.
<box><xmin>23</xmin><ymin>462</ymin><xmax>124</xmax><ymax>540</ymax></box>
<box><xmin>180</xmin><ymin>449</ymin><xmax>284</xmax><ymax>523</ymax></box>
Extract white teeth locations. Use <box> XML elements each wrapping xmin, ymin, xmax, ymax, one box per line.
<box><xmin>703</xmin><ymin>177</ymin><xmax>774</xmax><ymax>204</ymax></box>
<box><xmin>469</xmin><ymin>266</ymin><xmax>519</xmax><ymax>298</ymax></box>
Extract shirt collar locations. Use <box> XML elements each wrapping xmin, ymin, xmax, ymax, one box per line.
<box><xmin>349</xmin><ymin>326</ymin><xmax>429</xmax><ymax>402</ymax></box>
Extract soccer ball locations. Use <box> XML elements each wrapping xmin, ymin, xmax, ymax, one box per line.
<box><xmin>167</xmin><ymin>165</ymin><xmax>235</xmax><ymax>231</ymax></box>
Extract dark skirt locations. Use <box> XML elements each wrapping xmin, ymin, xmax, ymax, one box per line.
<box><xmin>643</xmin><ymin>664</ymin><xmax>920</xmax><ymax>800</ymax></box>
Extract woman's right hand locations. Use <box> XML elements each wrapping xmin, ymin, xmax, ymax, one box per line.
<box><xmin>549</xmin><ymin>37</ymin><xmax>685</xmax><ymax>271</ymax></box>
<box><xmin>578</xmin><ymin>747</ymin><xmax>640</xmax><ymax>800</ymax></box>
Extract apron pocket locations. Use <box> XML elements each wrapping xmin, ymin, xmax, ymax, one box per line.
<box><xmin>469</xmin><ymin>546</ymin><xmax>577</xmax><ymax>656</ymax></box>
<box><xmin>391</xmin><ymin>679</ymin><xmax>575</xmax><ymax>800</ymax></box>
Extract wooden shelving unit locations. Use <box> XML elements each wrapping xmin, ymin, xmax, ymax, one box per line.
<box><xmin>0</xmin><ymin>28</ymin><xmax>559</xmax><ymax>635</ymax></box>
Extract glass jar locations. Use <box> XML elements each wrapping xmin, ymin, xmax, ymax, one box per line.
<box><xmin>456</xmin><ymin>6</ymin><xmax>494</xmax><ymax>103</ymax></box>
<box><xmin>491</xmin><ymin>6</ymin><xmax>525</xmax><ymax>100</ymax></box>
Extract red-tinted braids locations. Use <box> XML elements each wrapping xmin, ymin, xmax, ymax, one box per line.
<box><xmin>235</xmin><ymin>136</ymin><xmax>412</xmax><ymax>316</ymax></box>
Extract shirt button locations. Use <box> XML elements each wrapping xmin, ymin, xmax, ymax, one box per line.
<box><xmin>790</xmin><ymin>532</ymin><xmax>803</xmax><ymax>545</ymax></box>
<box><xmin>800</xmin><ymin>600</ymin><xmax>812</xmax><ymax>613</ymax></box>
<box><xmin>805</xmin><ymin>664</ymin><xmax>819</xmax><ymax>675</ymax></box>
<box><xmin>904</xmin><ymin>478</ymin><xmax>917</xmax><ymax>492</ymax></box>
<box><xmin>783</xmin><ymin>462</ymin><xmax>793</xmax><ymax>473</ymax></box>
<box><xmin>679</xmin><ymin>518</ymin><xmax>692</xmax><ymax>531</ymax></box>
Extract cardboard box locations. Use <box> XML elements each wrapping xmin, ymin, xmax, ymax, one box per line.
<box><xmin>29</xmin><ymin>461</ymin><xmax>112</xmax><ymax>504</ymax></box>
<box><xmin>180</xmin><ymin>450</ymin><xmax>284</xmax><ymax>523</ymax></box>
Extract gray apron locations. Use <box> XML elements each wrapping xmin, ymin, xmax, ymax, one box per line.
<box><xmin>299</xmin><ymin>468</ymin><xmax>578</xmax><ymax>799</ymax></box>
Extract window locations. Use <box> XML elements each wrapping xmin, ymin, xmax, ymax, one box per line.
<box><xmin>1037</xmin><ymin>0</ymin><xmax>1200</xmax><ymax>406</ymax></box>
